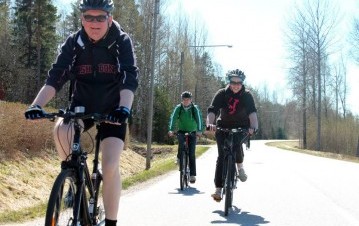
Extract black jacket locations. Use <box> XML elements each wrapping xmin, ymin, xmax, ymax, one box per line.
<box><xmin>46</xmin><ymin>21</ymin><xmax>139</xmax><ymax>114</ymax></box>
<box><xmin>207</xmin><ymin>85</ymin><xmax>257</xmax><ymax>128</ymax></box>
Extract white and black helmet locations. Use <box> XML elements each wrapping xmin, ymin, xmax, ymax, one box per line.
<box><xmin>79</xmin><ymin>0</ymin><xmax>114</xmax><ymax>13</ymax></box>
<box><xmin>226</xmin><ymin>69</ymin><xmax>246</xmax><ymax>82</ymax></box>
<box><xmin>181</xmin><ymin>91</ymin><xmax>192</xmax><ymax>99</ymax></box>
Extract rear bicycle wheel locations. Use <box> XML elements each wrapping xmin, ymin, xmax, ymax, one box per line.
<box><xmin>224</xmin><ymin>157</ymin><xmax>233</xmax><ymax>216</ymax></box>
<box><xmin>45</xmin><ymin>169</ymin><xmax>78</xmax><ymax>226</ymax></box>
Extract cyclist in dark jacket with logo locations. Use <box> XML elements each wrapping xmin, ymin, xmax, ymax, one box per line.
<box><xmin>168</xmin><ymin>91</ymin><xmax>204</xmax><ymax>183</ymax></box>
<box><xmin>206</xmin><ymin>69</ymin><xmax>258</xmax><ymax>202</ymax></box>
<box><xmin>24</xmin><ymin>1</ymin><xmax>138</xmax><ymax>225</ymax></box>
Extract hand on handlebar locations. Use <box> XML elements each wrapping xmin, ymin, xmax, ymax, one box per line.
<box><xmin>206</xmin><ymin>124</ymin><xmax>216</xmax><ymax>132</ymax></box>
<box><xmin>248</xmin><ymin>128</ymin><xmax>257</xmax><ymax>136</ymax></box>
<box><xmin>106</xmin><ymin>106</ymin><xmax>130</xmax><ymax>124</ymax></box>
<box><xmin>25</xmin><ymin>105</ymin><xmax>46</xmax><ymax>120</ymax></box>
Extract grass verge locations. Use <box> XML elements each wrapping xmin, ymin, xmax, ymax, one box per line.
<box><xmin>0</xmin><ymin>145</ymin><xmax>210</xmax><ymax>224</ymax></box>
<box><xmin>266</xmin><ymin>140</ymin><xmax>359</xmax><ymax>163</ymax></box>
<box><xmin>123</xmin><ymin>145</ymin><xmax>208</xmax><ymax>189</ymax></box>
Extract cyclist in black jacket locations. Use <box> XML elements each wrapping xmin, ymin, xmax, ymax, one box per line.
<box><xmin>206</xmin><ymin>69</ymin><xmax>258</xmax><ymax>202</ymax></box>
<box><xmin>24</xmin><ymin>1</ymin><xmax>138</xmax><ymax>225</ymax></box>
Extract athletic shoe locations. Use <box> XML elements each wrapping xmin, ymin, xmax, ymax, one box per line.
<box><xmin>190</xmin><ymin>176</ymin><xmax>196</xmax><ymax>183</ymax></box>
<box><xmin>238</xmin><ymin>168</ymin><xmax>247</xmax><ymax>182</ymax></box>
<box><xmin>211</xmin><ymin>188</ymin><xmax>222</xmax><ymax>202</ymax></box>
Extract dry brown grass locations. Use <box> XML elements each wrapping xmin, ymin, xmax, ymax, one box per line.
<box><xmin>0</xmin><ymin>101</ymin><xmax>149</xmax><ymax>214</ymax></box>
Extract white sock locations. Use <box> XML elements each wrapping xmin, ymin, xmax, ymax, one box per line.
<box><xmin>237</xmin><ymin>163</ymin><xmax>243</xmax><ymax>170</ymax></box>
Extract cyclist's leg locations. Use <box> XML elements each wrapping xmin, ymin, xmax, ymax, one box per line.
<box><xmin>214</xmin><ymin>131</ymin><xmax>226</xmax><ymax>187</ymax></box>
<box><xmin>234</xmin><ymin>143</ymin><xmax>244</xmax><ymax>166</ymax></box>
<box><xmin>99</xmin><ymin>123</ymin><xmax>126</xmax><ymax>223</ymax></box>
<box><xmin>234</xmin><ymin>134</ymin><xmax>247</xmax><ymax>181</ymax></box>
<box><xmin>188</xmin><ymin>134</ymin><xmax>197</xmax><ymax>176</ymax></box>
<box><xmin>53</xmin><ymin>118</ymin><xmax>87</xmax><ymax>160</ymax></box>
<box><xmin>212</xmin><ymin>131</ymin><xmax>225</xmax><ymax>200</ymax></box>
<box><xmin>101</xmin><ymin>137</ymin><xmax>122</xmax><ymax>220</ymax></box>
<box><xmin>177</xmin><ymin>133</ymin><xmax>185</xmax><ymax>169</ymax></box>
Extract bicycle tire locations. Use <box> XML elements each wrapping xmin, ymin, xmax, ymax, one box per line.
<box><xmin>45</xmin><ymin>169</ymin><xmax>90</xmax><ymax>226</ymax></box>
<box><xmin>224</xmin><ymin>156</ymin><xmax>233</xmax><ymax>216</ymax></box>
<box><xmin>184</xmin><ymin>153</ymin><xmax>189</xmax><ymax>187</ymax></box>
<box><xmin>180</xmin><ymin>151</ymin><xmax>186</xmax><ymax>190</ymax></box>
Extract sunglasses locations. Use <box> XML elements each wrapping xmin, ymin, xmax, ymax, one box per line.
<box><xmin>230</xmin><ymin>81</ymin><xmax>243</xmax><ymax>85</ymax></box>
<box><xmin>83</xmin><ymin>14</ymin><xmax>109</xmax><ymax>22</ymax></box>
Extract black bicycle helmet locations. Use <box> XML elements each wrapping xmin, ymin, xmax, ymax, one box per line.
<box><xmin>181</xmin><ymin>91</ymin><xmax>192</xmax><ymax>99</ymax></box>
<box><xmin>226</xmin><ymin>69</ymin><xmax>246</xmax><ymax>82</ymax></box>
<box><xmin>79</xmin><ymin>0</ymin><xmax>114</xmax><ymax>13</ymax></box>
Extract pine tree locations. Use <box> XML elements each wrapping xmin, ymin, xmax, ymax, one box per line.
<box><xmin>12</xmin><ymin>0</ymin><xmax>59</xmax><ymax>102</ymax></box>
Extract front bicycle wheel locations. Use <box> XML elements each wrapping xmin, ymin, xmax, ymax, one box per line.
<box><xmin>180</xmin><ymin>152</ymin><xmax>186</xmax><ymax>190</ymax></box>
<box><xmin>224</xmin><ymin>157</ymin><xmax>233</xmax><ymax>216</ymax></box>
<box><xmin>184</xmin><ymin>154</ymin><xmax>189</xmax><ymax>188</ymax></box>
<box><xmin>45</xmin><ymin>169</ymin><xmax>78</xmax><ymax>226</ymax></box>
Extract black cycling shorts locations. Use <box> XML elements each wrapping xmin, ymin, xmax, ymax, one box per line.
<box><xmin>83</xmin><ymin>119</ymin><xmax>126</xmax><ymax>141</ymax></box>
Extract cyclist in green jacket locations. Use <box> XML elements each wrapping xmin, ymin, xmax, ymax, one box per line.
<box><xmin>168</xmin><ymin>91</ymin><xmax>204</xmax><ymax>183</ymax></box>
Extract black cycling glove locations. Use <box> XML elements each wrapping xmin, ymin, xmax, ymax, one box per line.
<box><xmin>106</xmin><ymin>106</ymin><xmax>130</xmax><ymax>124</ymax></box>
<box><xmin>24</xmin><ymin>105</ymin><xmax>46</xmax><ymax>119</ymax></box>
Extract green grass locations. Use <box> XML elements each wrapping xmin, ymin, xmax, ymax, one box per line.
<box><xmin>0</xmin><ymin>202</ymin><xmax>47</xmax><ymax>224</ymax></box>
<box><xmin>123</xmin><ymin>145</ymin><xmax>209</xmax><ymax>189</ymax></box>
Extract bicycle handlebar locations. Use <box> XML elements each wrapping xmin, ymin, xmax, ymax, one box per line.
<box><xmin>174</xmin><ymin>131</ymin><xmax>197</xmax><ymax>136</ymax></box>
<box><xmin>43</xmin><ymin>110</ymin><xmax>108</xmax><ymax>123</ymax></box>
<box><xmin>216</xmin><ymin>127</ymin><xmax>248</xmax><ymax>134</ymax></box>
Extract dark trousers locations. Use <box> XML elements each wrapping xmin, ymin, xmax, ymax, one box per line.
<box><xmin>177</xmin><ymin>132</ymin><xmax>197</xmax><ymax>176</ymax></box>
<box><xmin>214</xmin><ymin>130</ymin><xmax>245</xmax><ymax>188</ymax></box>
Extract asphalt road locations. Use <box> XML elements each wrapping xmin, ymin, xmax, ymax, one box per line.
<box><xmin>118</xmin><ymin>140</ymin><xmax>359</xmax><ymax>226</ymax></box>
<box><xmin>6</xmin><ymin>140</ymin><xmax>359</xmax><ymax>226</ymax></box>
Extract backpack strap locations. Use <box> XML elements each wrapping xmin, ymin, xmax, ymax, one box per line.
<box><xmin>178</xmin><ymin>103</ymin><xmax>197</xmax><ymax>120</ymax></box>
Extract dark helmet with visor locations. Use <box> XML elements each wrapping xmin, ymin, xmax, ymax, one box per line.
<box><xmin>79</xmin><ymin>0</ymin><xmax>114</xmax><ymax>13</ymax></box>
<box><xmin>226</xmin><ymin>69</ymin><xmax>246</xmax><ymax>82</ymax></box>
<box><xmin>181</xmin><ymin>91</ymin><xmax>192</xmax><ymax>99</ymax></box>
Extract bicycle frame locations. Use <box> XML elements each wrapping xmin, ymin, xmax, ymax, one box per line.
<box><xmin>44</xmin><ymin>108</ymin><xmax>105</xmax><ymax>226</ymax></box>
<box><xmin>217</xmin><ymin>127</ymin><xmax>249</xmax><ymax>216</ymax></box>
<box><xmin>69</xmin><ymin>121</ymin><xmax>102</xmax><ymax>225</ymax></box>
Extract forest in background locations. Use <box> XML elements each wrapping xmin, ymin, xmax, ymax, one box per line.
<box><xmin>0</xmin><ymin>0</ymin><xmax>358</xmax><ymax>156</ymax></box>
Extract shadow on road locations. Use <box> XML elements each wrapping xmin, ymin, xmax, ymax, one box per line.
<box><xmin>211</xmin><ymin>206</ymin><xmax>270</xmax><ymax>225</ymax></box>
<box><xmin>168</xmin><ymin>186</ymin><xmax>205</xmax><ymax>196</ymax></box>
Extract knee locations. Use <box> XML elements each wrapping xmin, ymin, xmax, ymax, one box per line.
<box><xmin>53</xmin><ymin>119</ymin><xmax>74</xmax><ymax>137</ymax></box>
<box><xmin>102</xmin><ymin>161</ymin><xmax>119</xmax><ymax>177</ymax></box>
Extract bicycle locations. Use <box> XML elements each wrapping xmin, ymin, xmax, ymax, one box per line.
<box><xmin>176</xmin><ymin>131</ymin><xmax>196</xmax><ymax>190</ymax></box>
<box><xmin>217</xmin><ymin>127</ymin><xmax>249</xmax><ymax>216</ymax></box>
<box><xmin>43</xmin><ymin>106</ymin><xmax>106</xmax><ymax>226</ymax></box>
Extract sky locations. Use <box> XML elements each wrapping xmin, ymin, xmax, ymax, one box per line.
<box><xmin>56</xmin><ymin>0</ymin><xmax>359</xmax><ymax>115</ymax></box>
<box><xmin>167</xmin><ymin>0</ymin><xmax>359</xmax><ymax>115</ymax></box>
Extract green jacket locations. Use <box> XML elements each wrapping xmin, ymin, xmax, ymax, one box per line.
<box><xmin>168</xmin><ymin>103</ymin><xmax>204</xmax><ymax>132</ymax></box>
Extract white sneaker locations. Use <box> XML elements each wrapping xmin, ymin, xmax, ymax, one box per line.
<box><xmin>238</xmin><ymin>168</ymin><xmax>247</xmax><ymax>182</ymax></box>
<box><xmin>211</xmin><ymin>188</ymin><xmax>222</xmax><ymax>202</ymax></box>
